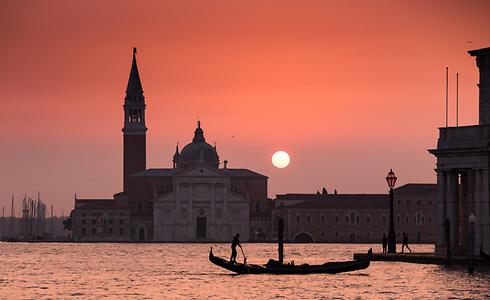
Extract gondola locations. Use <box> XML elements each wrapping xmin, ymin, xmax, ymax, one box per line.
<box><xmin>480</xmin><ymin>245</ymin><xmax>490</xmax><ymax>263</ymax></box>
<box><xmin>209</xmin><ymin>247</ymin><xmax>372</xmax><ymax>275</ymax></box>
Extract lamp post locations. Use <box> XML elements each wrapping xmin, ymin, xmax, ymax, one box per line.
<box><xmin>386</xmin><ymin>169</ymin><xmax>397</xmax><ymax>253</ymax></box>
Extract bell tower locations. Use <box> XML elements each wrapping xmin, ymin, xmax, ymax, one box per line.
<box><xmin>123</xmin><ymin>47</ymin><xmax>147</xmax><ymax>191</ymax></box>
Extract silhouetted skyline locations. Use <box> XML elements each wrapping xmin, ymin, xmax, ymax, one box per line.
<box><xmin>1</xmin><ymin>0</ymin><xmax>490</xmax><ymax>213</ymax></box>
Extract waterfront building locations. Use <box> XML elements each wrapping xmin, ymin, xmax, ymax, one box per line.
<box><xmin>71</xmin><ymin>49</ymin><xmax>268</xmax><ymax>242</ymax></box>
<box><xmin>71</xmin><ymin>199</ymin><xmax>130</xmax><ymax>242</ymax></box>
<box><xmin>271</xmin><ymin>183</ymin><xmax>436</xmax><ymax>243</ymax></box>
<box><xmin>429</xmin><ymin>46</ymin><xmax>490</xmax><ymax>255</ymax></box>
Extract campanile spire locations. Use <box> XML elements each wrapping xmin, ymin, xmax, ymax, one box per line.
<box><xmin>122</xmin><ymin>47</ymin><xmax>147</xmax><ymax>191</ymax></box>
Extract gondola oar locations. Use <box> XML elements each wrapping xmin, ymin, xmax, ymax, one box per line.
<box><xmin>240</xmin><ymin>246</ymin><xmax>247</xmax><ymax>265</ymax></box>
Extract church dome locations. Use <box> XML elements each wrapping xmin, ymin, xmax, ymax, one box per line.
<box><xmin>178</xmin><ymin>121</ymin><xmax>219</xmax><ymax>169</ymax></box>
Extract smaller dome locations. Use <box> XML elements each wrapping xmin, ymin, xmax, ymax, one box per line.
<box><xmin>173</xmin><ymin>144</ymin><xmax>180</xmax><ymax>161</ymax></box>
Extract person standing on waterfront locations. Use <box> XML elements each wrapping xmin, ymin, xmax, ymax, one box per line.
<box><xmin>402</xmin><ymin>233</ymin><xmax>412</xmax><ymax>253</ymax></box>
<box><xmin>230</xmin><ymin>233</ymin><xmax>242</xmax><ymax>263</ymax></box>
<box><xmin>382</xmin><ymin>234</ymin><xmax>388</xmax><ymax>253</ymax></box>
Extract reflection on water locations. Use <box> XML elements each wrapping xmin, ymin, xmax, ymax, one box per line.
<box><xmin>0</xmin><ymin>243</ymin><xmax>489</xmax><ymax>299</ymax></box>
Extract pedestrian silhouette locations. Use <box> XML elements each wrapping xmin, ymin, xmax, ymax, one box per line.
<box><xmin>402</xmin><ymin>232</ymin><xmax>412</xmax><ymax>253</ymax></box>
<box><xmin>382</xmin><ymin>233</ymin><xmax>388</xmax><ymax>253</ymax></box>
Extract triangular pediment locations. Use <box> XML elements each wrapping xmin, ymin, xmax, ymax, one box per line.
<box><xmin>175</xmin><ymin>163</ymin><xmax>225</xmax><ymax>178</ymax></box>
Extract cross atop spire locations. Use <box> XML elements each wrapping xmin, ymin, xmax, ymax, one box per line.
<box><xmin>127</xmin><ymin>47</ymin><xmax>143</xmax><ymax>92</ymax></box>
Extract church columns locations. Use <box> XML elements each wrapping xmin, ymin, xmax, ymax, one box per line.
<box><xmin>435</xmin><ymin>170</ymin><xmax>447</xmax><ymax>254</ymax></box>
<box><xmin>446</xmin><ymin>170</ymin><xmax>460</xmax><ymax>252</ymax></box>
<box><xmin>176</xmin><ymin>183</ymin><xmax>181</xmax><ymax>220</ymax></box>
<box><xmin>211</xmin><ymin>182</ymin><xmax>216</xmax><ymax>221</ymax></box>
<box><xmin>189</xmin><ymin>183</ymin><xmax>193</xmax><ymax>220</ymax></box>
<box><xmin>481</xmin><ymin>170</ymin><xmax>490</xmax><ymax>252</ymax></box>
<box><xmin>223</xmin><ymin>184</ymin><xmax>228</xmax><ymax>222</ymax></box>
<box><xmin>475</xmin><ymin>170</ymin><xmax>483</xmax><ymax>252</ymax></box>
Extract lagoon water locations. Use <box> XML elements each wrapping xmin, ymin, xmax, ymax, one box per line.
<box><xmin>0</xmin><ymin>243</ymin><xmax>489</xmax><ymax>299</ymax></box>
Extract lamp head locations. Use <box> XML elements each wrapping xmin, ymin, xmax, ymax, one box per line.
<box><xmin>386</xmin><ymin>169</ymin><xmax>397</xmax><ymax>189</ymax></box>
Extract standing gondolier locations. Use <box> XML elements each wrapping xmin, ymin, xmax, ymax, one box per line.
<box><xmin>230</xmin><ymin>233</ymin><xmax>242</xmax><ymax>263</ymax></box>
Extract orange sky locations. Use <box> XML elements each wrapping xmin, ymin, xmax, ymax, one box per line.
<box><xmin>1</xmin><ymin>0</ymin><xmax>489</xmax><ymax>215</ymax></box>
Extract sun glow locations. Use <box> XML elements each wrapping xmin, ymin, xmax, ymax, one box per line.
<box><xmin>272</xmin><ymin>151</ymin><xmax>290</xmax><ymax>168</ymax></box>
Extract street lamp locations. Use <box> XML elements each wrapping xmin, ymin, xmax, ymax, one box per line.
<box><xmin>386</xmin><ymin>169</ymin><xmax>397</xmax><ymax>253</ymax></box>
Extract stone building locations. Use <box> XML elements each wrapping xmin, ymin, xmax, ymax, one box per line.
<box><xmin>393</xmin><ymin>184</ymin><xmax>437</xmax><ymax>243</ymax></box>
<box><xmin>271</xmin><ymin>183</ymin><xmax>436</xmax><ymax>243</ymax></box>
<box><xmin>71</xmin><ymin>49</ymin><xmax>268</xmax><ymax>242</ymax></box>
<box><xmin>429</xmin><ymin>46</ymin><xmax>490</xmax><ymax>255</ymax></box>
<box><xmin>71</xmin><ymin>199</ymin><xmax>130</xmax><ymax>242</ymax></box>
<box><xmin>151</xmin><ymin>123</ymin><xmax>267</xmax><ymax>242</ymax></box>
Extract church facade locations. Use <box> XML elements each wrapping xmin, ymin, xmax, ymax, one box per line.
<box><xmin>71</xmin><ymin>49</ymin><xmax>268</xmax><ymax>242</ymax></box>
<box><xmin>429</xmin><ymin>46</ymin><xmax>490</xmax><ymax>256</ymax></box>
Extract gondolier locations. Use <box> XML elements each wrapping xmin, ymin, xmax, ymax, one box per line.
<box><xmin>230</xmin><ymin>233</ymin><xmax>242</xmax><ymax>264</ymax></box>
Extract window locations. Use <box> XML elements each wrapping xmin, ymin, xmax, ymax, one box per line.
<box><xmin>355</xmin><ymin>215</ymin><xmax>360</xmax><ymax>224</ymax></box>
<box><xmin>335</xmin><ymin>232</ymin><xmax>339</xmax><ymax>237</ymax></box>
<box><xmin>81</xmin><ymin>228</ymin><xmax>86</xmax><ymax>235</ymax></box>
<box><xmin>366</xmin><ymin>232</ymin><xmax>370</xmax><ymax>237</ymax></box>
<box><xmin>82</xmin><ymin>219</ymin><xmax>86</xmax><ymax>225</ymax></box>
<box><xmin>397</xmin><ymin>215</ymin><xmax>400</xmax><ymax>224</ymax></box>
<box><xmin>349</xmin><ymin>212</ymin><xmax>355</xmax><ymax>224</ymax></box>
<box><xmin>414</xmin><ymin>216</ymin><xmax>417</xmax><ymax>224</ymax></box>
<box><xmin>92</xmin><ymin>220</ymin><xmax>96</xmax><ymax>225</ymax></box>
<box><xmin>109</xmin><ymin>219</ymin><xmax>113</xmax><ymax>224</ymax></box>
<box><xmin>345</xmin><ymin>216</ymin><xmax>349</xmax><ymax>223</ymax></box>
<box><xmin>306</xmin><ymin>215</ymin><xmax>311</xmax><ymax>223</ymax></box>
<box><xmin>119</xmin><ymin>213</ymin><xmax>124</xmax><ymax>217</ymax></box>
<box><xmin>137</xmin><ymin>203</ymin><xmax>142</xmax><ymax>211</ymax></box>
<box><xmin>429</xmin><ymin>215</ymin><xmax>432</xmax><ymax>224</ymax></box>
<box><xmin>296</xmin><ymin>215</ymin><xmax>300</xmax><ymax>223</ymax></box>
<box><xmin>120</xmin><ymin>228</ymin><xmax>124</xmax><ymax>234</ymax></box>
<box><xmin>406</xmin><ymin>215</ymin><xmax>410</xmax><ymax>224</ymax></box>
<box><xmin>366</xmin><ymin>215</ymin><xmax>371</xmax><ymax>224</ymax></box>
<box><xmin>255</xmin><ymin>202</ymin><xmax>260</xmax><ymax>211</ymax></box>
<box><xmin>81</xmin><ymin>213</ymin><xmax>86</xmax><ymax>217</ymax></box>
<box><xmin>334</xmin><ymin>215</ymin><xmax>339</xmax><ymax>224</ymax></box>
<box><xmin>182</xmin><ymin>208</ymin><xmax>187</xmax><ymax>218</ymax></box>
<box><xmin>416</xmin><ymin>200</ymin><xmax>421</xmax><ymax>206</ymax></box>
<box><xmin>321</xmin><ymin>232</ymin><xmax>325</xmax><ymax>236</ymax></box>
<box><xmin>216</xmin><ymin>208</ymin><xmax>222</xmax><ymax>219</ymax></box>
<box><xmin>422</xmin><ymin>216</ymin><xmax>425</xmax><ymax>224</ymax></box>
<box><xmin>406</xmin><ymin>200</ymin><xmax>410</xmax><ymax>205</ymax></box>
<box><xmin>119</xmin><ymin>219</ymin><xmax>124</xmax><ymax>225</ymax></box>
<box><xmin>92</xmin><ymin>228</ymin><xmax>96</xmax><ymax>234</ymax></box>
<box><xmin>382</xmin><ymin>215</ymin><xmax>387</xmax><ymax>224</ymax></box>
<box><xmin>397</xmin><ymin>200</ymin><xmax>401</xmax><ymax>206</ymax></box>
<box><xmin>321</xmin><ymin>215</ymin><xmax>325</xmax><ymax>223</ymax></box>
<box><xmin>428</xmin><ymin>201</ymin><xmax>433</xmax><ymax>206</ymax></box>
<box><xmin>109</xmin><ymin>228</ymin><xmax>113</xmax><ymax>234</ymax></box>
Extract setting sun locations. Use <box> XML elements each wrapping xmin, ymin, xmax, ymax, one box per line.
<box><xmin>272</xmin><ymin>151</ymin><xmax>290</xmax><ymax>168</ymax></box>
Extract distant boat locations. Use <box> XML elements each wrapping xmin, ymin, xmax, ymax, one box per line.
<box><xmin>481</xmin><ymin>245</ymin><xmax>490</xmax><ymax>263</ymax></box>
<box><xmin>209</xmin><ymin>247</ymin><xmax>371</xmax><ymax>275</ymax></box>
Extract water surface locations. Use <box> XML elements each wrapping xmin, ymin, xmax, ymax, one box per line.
<box><xmin>1</xmin><ymin>243</ymin><xmax>489</xmax><ymax>299</ymax></box>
